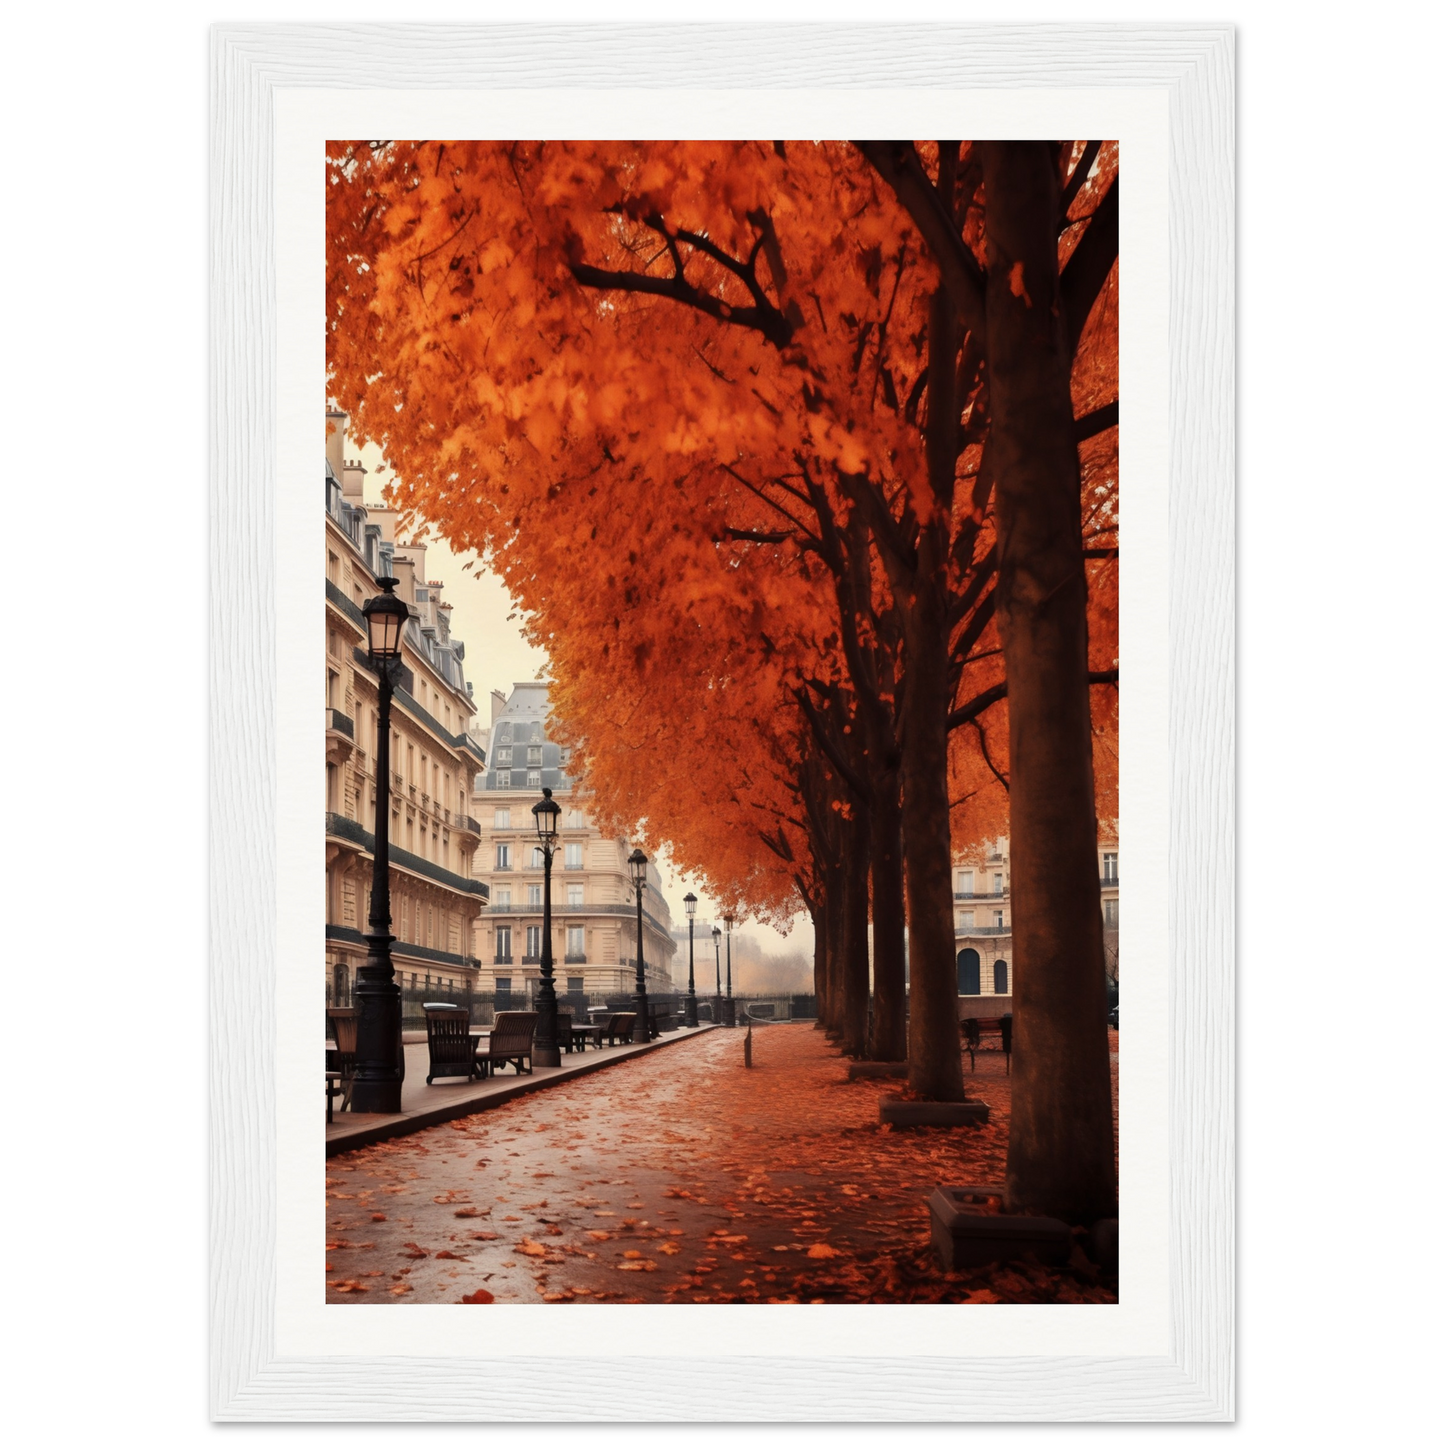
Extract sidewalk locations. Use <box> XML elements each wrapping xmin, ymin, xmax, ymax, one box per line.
<box><xmin>327</xmin><ymin>1023</ymin><xmax>719</xmax><ymax>1157</ymax></box>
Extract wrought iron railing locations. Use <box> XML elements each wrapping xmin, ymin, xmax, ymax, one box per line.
<box><xmin>325</xmin><ymin>707</ymin><xmax>354</xmax><ymax>739</ymax></box>
<box><xmin>322</xmin><ymin>814</ymin><xmax>488</xmax><ymax>897</ymax></box>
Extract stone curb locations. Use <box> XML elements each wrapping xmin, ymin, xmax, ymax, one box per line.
<box><xmin>326</xmin><ymin>1024</ymin><xmax>719</xmax><ymax>1158</ymax></box>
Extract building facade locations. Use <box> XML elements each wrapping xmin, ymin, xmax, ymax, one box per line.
<box><xmin>470</xmin><ymin>682</ymin><xmax>676</xmax><ymax>1002</ymax></box>
<box><xmin>324</xmin><ymin>410</ymin><xmax>489</xmax><ymax>1005</ymax></box>
<box><xmin>952</xmin><ymin>835</ymin><xmax>1120</xmax><ymax>1000</ymax></box>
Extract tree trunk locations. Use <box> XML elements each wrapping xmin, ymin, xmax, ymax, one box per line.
<box><xmin>809</xmin><ymin>897</ymin><xmax>827</xmax><ymax>1028</ymax></box>
<box><xmin>980</xmin><ymin>141</ymin><xmax>1116</xmax><ymax>1223</ymax></box>
<box><xmin>822</xmin><ymin>848</ymin><xmax>845</xmax><ymax>1036</ymax></box>
<box><xmin>839</xmin><ymin>805</ymin><xmax>872</xmax><ymax>1056</ymax></box>
<box><xmin>900</xmin><ymin>564</ymin><xmax>968</xmax><ymax>1102</ymax></box>
<box><xmin>867</xmin><ymin>765</ymin><xmax>908</xmax><ymax>1060</ymax></box>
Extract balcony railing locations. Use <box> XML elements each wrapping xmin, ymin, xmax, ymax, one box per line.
<box><xmin>564</xmin><ymin>952</ymin><xmax>587</xmax><ymax>963</ymax></box>
<box><xmin>459</xmin><ymin>815</ymin><xmax>481</xmax><ymax>836</ymax></box>
<box><xmin>323</xmin><ymin>813</ymin><xmax>489</xmax><ymax>897</ymax></box>
<box><xmin>953</xmin><ymin>889</ymin><xmax>1007</xmax><ymax>900</ymax></box>
<box><xmin>325</xmin><ymin>707</ymin><xmax>354</xmax><ymax>739</ymax></box>
<box><xmin>1100</xmin><ymin>875</ymin><xmax>1119</xmax><ymax>887</ymax></box>
<box><xmin>955</xmin><ymin>924</ymin><xmax>1012</xmax><ymax>935</ymax></box>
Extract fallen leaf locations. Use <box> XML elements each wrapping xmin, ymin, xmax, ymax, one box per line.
<box><xmin>469</xmin><ymin>1231</ymin><xmax>500</xmax><ymax>1241</ymax></box>
<box><xmin>461</xmin><ymin>1289</ymin><xmax>496</xmax><ymax>1304</ymax></box>
<box><xmin>371</xmin><ymin>1213</ymin><xmax>387</xmax><ymax>1221</ymax></box>
<box><xmin>807</xmin><ymin>1244</ymin><xmax>840</xmax><ymax>1259</ymax></box>
<box><xmin>435</xmin><ymin>1250</ymin><xmax>468</xmax><ymax>1261</ymax></box>
<box><xmin>516</xmin><ymin>1239</ymin><xmax>548</xmax><ymax>1257</ymax></box>
<box><xmin>400</xmin><ymin>1243</ymin><xmax>428</xmax><ymax>1259</ymax></box>
<box><xmin>454</xmin><ymin>1207</ymin><xmax>487</xmax><ymax>1218</ymax></box>
<box><xmin>389</xmin><ymin>1282</ymin><xmax>413</xmax><ymax>1296</ymax></box>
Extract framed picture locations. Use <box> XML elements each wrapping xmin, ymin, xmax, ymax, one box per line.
<box><xmin>212</xmin><ymin>22</ymin><xmax>1233</xmax><ymax>1421</ymax></box>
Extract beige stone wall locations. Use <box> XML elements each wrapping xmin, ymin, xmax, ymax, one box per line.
<box><xmin>324</xmin><ymin>418</ymin><xmax>487</xmax><ymax>1005</ymax></box>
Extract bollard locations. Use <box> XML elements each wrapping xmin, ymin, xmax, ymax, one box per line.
<box><xmin>744</xmin><ymin>1018</ymin><xmax>753</xmax><ymax>1068</ymax></box>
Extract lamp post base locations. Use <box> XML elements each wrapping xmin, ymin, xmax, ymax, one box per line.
<box><xmin>684</xmin><ymin>993</ymin><xmax>698</xmax><ymax>1027</ymax></box>
<box><xmin>533</xmin><ymin>1045</ymin><xmax>562</xmax><ymax>1069</ymax></box>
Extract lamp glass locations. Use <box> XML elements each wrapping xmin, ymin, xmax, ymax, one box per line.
<box><xmin>683</xmin><ymin>891</ymin><xmax>697</xmax><ymax>918</ymax></box>
<box><xmin>532</xmin><ymin>787</ymin><xmax>560</xmax><ymax>840</ymax></box>
<box><xmin>627</xmin><ymin>848</ymin><xmax>647</xmax><ymax>887</ymax></box>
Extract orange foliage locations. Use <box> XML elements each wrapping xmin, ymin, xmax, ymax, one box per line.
<box><xmin>326</xmin><ymin>141</ymin><xmax>1118</xmax><ymax>911</ymax></box>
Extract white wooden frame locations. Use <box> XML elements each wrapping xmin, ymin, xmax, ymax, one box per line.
<box><xmin>211</xmin><ymin>23</ymin><xmax>1233</xmax><ymax>1421</ymax></box>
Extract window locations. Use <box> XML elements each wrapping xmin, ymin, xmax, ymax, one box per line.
<box><xmin>560</xmin><ymin>748</ymin><xmax>572</xmax><ymax>765</ymax></box>
<box><xmin>564</xmin><ymin>842</ymin><xmax>583</xmax><ymax>870</ymax></box>
<box><xmin>566</xmin><ymin>926</ymin><xmax>585</xmax><ymax>957</ymax></box>
<box><xmin>566</xmin><ymin>977</ymin><xmax>585</xmax><ymax>996</ymax></box>
<box><xmin>495</xmin><ymin>976</ymin><xmax>512</xmax><ymax>999</ymax></box>
<box><xmin>497</xmin><ymin>770</ymin><xmax>511</xmax><ymax>789</ymax></box>
<box><xmin>567</xmin><ymin>809</ymin><xmax>586</xmax><ymax>829</ymax></box>
<box><xmin>495</xmin><ymin>926</ymin><xmax>512</xmax><ymax>958</ymax></box>
<box><xmin>527</xmin><ymin>745</ymin><xmax>543</xmax><ymax>766</ymax></box>
<box><xmin>496</xmin><ymin>747</ymin><xmax>512</xmax><ymax>765</ymax></box>
<box><xmin>567</xmin><ymin>884</ymin><xmax>584</xmax><ymax>906</ymax></box>
<box><xmin>526</xmin><ymin>769</ymin><xmax>541</xmax><ymax>789</ymax></box>
<box><xmin>956</xmin><ymin>911</ymin><xmax>974</xmax><ymax>931</ymax></box>
<box><xmin>495</xmin><ymin>843</ymin><xmax>511</xmax><ymax>870</ymax></box>
<box><xmin>993</xmin><ymin>910</ymin><xmax>1005</xmax><ymax>929</ymax></box>
<box><xmin>525</xmin><ymin>925</ymin><xmax>542</xmax><ymax>956</ymax></box>
<box><xmin>957</xmin><ymin>948</ymin><xmax>981</xmax><ymax>995</ymax></box>
<box><xmin>527</xmin><ymin>884</ymin><xmax>542</xmax><ymax>907</ymax></box>
<box><xmin>1104</xmin><ymin>898</ymin><xmax>1119</xmax><ymax>926</ymax></box>
<box><xmin>1103</xmin><ymin>852</ymin><xmax>1118</xmax><ymax>881</ymax></box>
<box><xmin>956</xmin><ymin>870</ymin><xmax>973</xmax><ymax>897</ymax></box>
<box><xmin>993</xmin><ymin>959</ymin><xmax>1009</xmax><ymax>994</ymax></box>
<box><xmin>493</xmin><ymin>807</ymin><xmax>511</xmax><ymax>828</ymax></box>
<box><xmin>992</xmin><ymin>872</ymin><xmax>1004</xmax><ymax>895</ymax></box>
<box><xmin>494</xmin><ymin>886</ymin><xmax>511</xmax><ymax>908</ymax></box>
<box><xmin>530</xmin><ymin>845</ymin><xmax>545</xmax><ymax>869</ymax></box>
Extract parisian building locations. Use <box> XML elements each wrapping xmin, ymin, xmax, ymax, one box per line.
<box><xmin>953</xmin><ymin>835</ymin><xmax>1121</xmax><ymax>1000</ymax></box>
<box><xmin>470</xmin><ymin>682</ymin><xmax>677</xmax><ymax>1003</ymax></box>
<box><xmin>324</xmin><ymin>409</ymin><xmax>489</xmax><ymax>1005</ymax></box>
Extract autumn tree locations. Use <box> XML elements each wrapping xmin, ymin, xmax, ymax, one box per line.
<box><xmin>327</xmin><ymin>138</ymin><xmax>1120</xmax><ymax>1220</ymax></box>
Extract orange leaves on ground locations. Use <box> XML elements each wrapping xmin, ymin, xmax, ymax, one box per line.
<box><xmin>468</xmin><ymin>1231</ymin><xmax>500</xmax><ymax>1241</ymax></box>
<box><xmin>399</xmin><ymin>1243</ymin><xmax>428</xmax><ymax>1259</ymax></box>
<box><xmin>461</xmin><ymin>1289</ymin><xmax>496</xmax><ymax>1304</ymax></box>
<box><xmin>370</xmin><ymin>1213</ymin><xmax>387</xmax><ymax>1222</ymax></box>
<box><xmin>330</xmin><ymin>1280</ymin><xmax>369</xmax><ymax>1293</ymax></box>
<box><xmin>434</xmin><ymin>1250</ymin><xmax>468</xmax><ymax>1261</ymax></box>
<box><xmin>453</xmin><ymin>1206</ymin><xmax>487</xmax><ymax>1218</ymax></box>
<box><xmin>806</xmin><ymin>1243</ymin><xmax>840</xmax><ymax>1260</ymax></box>
<box><xmin>515</xmin><ymin>1239</ymin><xmax>548</xmax><ymax>1258</ymax></box>
<box><xmin>584</xmin><ymin>1230</ymin><xmax>612</xmax><ymax>1242</ymax></box>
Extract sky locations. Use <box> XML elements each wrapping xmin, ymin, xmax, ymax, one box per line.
<box><xmin>355</xmin><ymin>439</ymin><xmax>815</xmax><ymax>968</ymax></box>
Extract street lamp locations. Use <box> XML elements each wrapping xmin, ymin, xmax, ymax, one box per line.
<box><xmin>723</xmin><ymin>914</ymin><xmax>736</xmax><ymax>1027</ymax></box>
<box><xmin>682</xmin><ymin>892</ymin><xmax>699</xmax><ymax>1027</ymax></box>
<box><xmin>627</xmin><ymin>849</ymin><xmax>651</xmax><ymax>1044</ymax></box>
<box><xmin>531</xmin><ymin>786</ymin><xmax>562</xmax><ymax>1067</ymax></box>
<box><xmin>350</xmin><ymin>575</ymin><xmax>410</xmax><ymax>1113</ymax></box>
<box><xmin>711</xmin><ymin>925</ymin><xmax>722</xmax><ymax>1026</ymax></box>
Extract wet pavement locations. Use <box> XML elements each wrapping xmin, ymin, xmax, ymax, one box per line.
<box><xmin>325</xmin><ymin>1023</ymin><xmax>1118</xmax><ymax>1305</ymax></box>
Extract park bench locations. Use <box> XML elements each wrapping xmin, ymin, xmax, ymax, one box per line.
<box><xmin>326</xmin><ymin>1006</ymin><xmax>358</xmax><ymax>1110</ymax></box>
<box><xmin>424</xmin><ymin>1003</ymin><xmax>480</xmax><ymax>1084</ymax></box>
<box><xmin>601</xmin><ymin>1012</ymin><xmax>636</xmax><ymax>1046</ymax></box>
<box><xmin>961</xmin><ymin>1014</ymin><xmax>1014</xmax><ymax>1074</ymax></box>
<box><xmin>475</xmin><ymin>1011</ymin><xmax>539</xmax><ymax>1077</ymax></box>
<box><xmin>555</xmin><ymin>1010</ymin><xmax>576</xmax><ymax>1053</ymax></box>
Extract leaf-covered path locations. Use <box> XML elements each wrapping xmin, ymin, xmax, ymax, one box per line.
<box><xmin>327</xmin><ymin>1023</ymin><xmax>1118</xmax><ymax>1304</ymax></box>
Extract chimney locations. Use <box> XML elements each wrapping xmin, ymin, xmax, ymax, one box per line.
<box><xmin>325</xmin><ymin>408</ymin><xmax>347</xmax><ymax>479</ymax></box>
<box><xmin>490</xmin><ymin>689</ymin><xmax>508</xmax><ymax>724</ymax></box>
<box><xmin>342</xmin><ymin>458</ymin><xmax>366</xmax><ymax>501</ymax></box>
